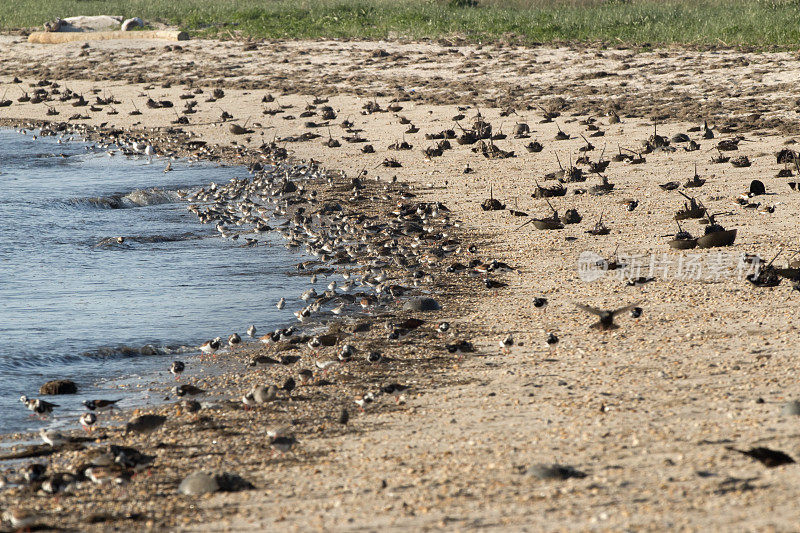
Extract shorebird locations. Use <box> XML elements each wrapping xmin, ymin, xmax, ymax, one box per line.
<box><xmin>144</xmin><ymin>144</ymin><xmax>155</xmax><ymax>162</ymax></box>
<box><xmin>338</xmin><ymin>344</ymin><xmax>355</xmax><ymax>362</ymax></box>
<box><xmin>85</xmin><ymin>465</ymin><xmax>130</xmax><ymax>485</ymax></box>
<box><xmin>247</xmin><ymin>324</ymin><xmax>257</xmax><ymax>338</ymax></box>
<box><xmin>331</xmin><ymin>302</ymin><xmax>345</xmax><ymax>315</ymax></box>
<box><xmin>500</xmin><ymin>333</ymin><xmax>514</xmax><ymax>354</ymax></box>
<box><xmin>534</xmin><ymin>297</ymin><xmax>548</xmax><ymax>312</ymax></box>
<box><xmin>83</xmin><ymin>399</ymin><xmax>121</xmax><ymax>412</ymax></box>
<box><xmin>381</xmin><ymin>383</ymin><xmax>409</xmax><ymax>404</ymax></box>
<box><xmin>170</xmin><ymin>360</ymin><xmax>185</xmax><ymax>380</ymax></box>
<box><xmin>21</xmin><ymin>396</ymin><xmax>58</xmax><ymax>418</ymax></box>
<box><xmin>253</xmin><ymin>384</ymin><xmax>278</xmax><ymax>404</ymax></box>
<box><xmin>437</xmin><ymin>321</ymin><xmax>450</xmax><ymax>334</ymax></box>
<box><xmin>199</xmin><ymin>337</ymin><xmax>221</xmax><ymax>355</ymax></box>
<box><xmin>367</xmin><ymin>351</ymin><xmax>382</xmax><ymax>363</ymax></box>
<box><xmin>301</xmin><ymin>288</ymin><xmax>317</xmax><ymax>301</ymax></box>
<box><xmin>80</xmin><ymin>412</ymin><xmax>97</xmax><ymax>433</ymax></box>
<box><xmin>242</xmin><ymin>391</ymin><xmax>256</xmax><ymax>410</ymax></box>
<box><xmin>630</xmin><ymin>306</ymin><xmax>643</xmax><ymax>318</ymax></box>
<box><xmin>546</xmin><ymin>331</ymin><xmax>559</xmax><ymax>353</ymax></box>
<box><xmin>39</xmin><ymin>428</ymin><xmax>67</xmax><ymax>447</ymax></box>
<box><xmin>354</xmin><ymin>391</ymin><xmax>375</xmax><ymax>411</ymax></box>
<box><xmin>574</xmin><ymin>303</ymin><xmax>638</xmax><ymax>330</ymax></box>
<box><xmin>3</xmin><ymin>508</ymin><xmax>41</xmax><ymax>531</ymax></box>
<box><xmin>276</xmin><ymin>297</ymin><xmax>286</xmax><ymax>310</ymax></box>
<box><xmin>228</xmin><ymin>332</ymin><xmax>241</xmax><ymax>351</ymax></box>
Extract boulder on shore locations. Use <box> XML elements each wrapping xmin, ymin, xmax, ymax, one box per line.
<box><xmin>39</xmin><ymin>380</ymin><xmax>78</xmax><ymax>395</ymax></box>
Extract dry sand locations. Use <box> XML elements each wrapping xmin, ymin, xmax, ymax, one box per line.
<box><xmin>1</xmin><ymin>35</ymin><xmax>800</xmax><ymax>531</ymax></box>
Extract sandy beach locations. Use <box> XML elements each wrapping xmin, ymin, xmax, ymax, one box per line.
<box><xmin>2</xmin><ymin>34</ymin><xmax>800</xmax><ymax>531</ymax></box>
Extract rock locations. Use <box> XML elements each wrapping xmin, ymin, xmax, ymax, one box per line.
<box><xmin>121</xmin><ymin>17</ymin><xmax>143</xmax><ymax>31</ymax></box>
<box><xmin>781</xmin><ymin>400</ymin><xmax>800</xmax><ymax>416</ymax></box>
<box><xmin>179</xmin><ymin>472</ymin><xmax>219</xmax><ymax>495</ymax></box>
<box><xmin>39</xmin><ymin>380</ymin><xmax>77</xmax><ymax>395</ymax></box>
<box><xmin>403</xmin><ymin>297</ymin><xmax>441</xmax><ymax>312</ymax></box>
<box><xmin>526</xmin><ymin>463</ymin><xmax>587</xmax><ymax>480</ymax></box>
<box><xmin>749</xmin><ymin>179</ymin><xmax>765</xmax><ymax>196</ymax></box>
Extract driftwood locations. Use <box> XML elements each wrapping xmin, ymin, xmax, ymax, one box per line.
<box><xmin>28</xmin><ymin>30</ymin><xmax>189</xmax><ymax>44</ymax></box>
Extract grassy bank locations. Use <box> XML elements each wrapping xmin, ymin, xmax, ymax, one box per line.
<box><xmin>1</xmin><ymin>0</ymin><xmax>800</xmax><ymax>47</ymax></box>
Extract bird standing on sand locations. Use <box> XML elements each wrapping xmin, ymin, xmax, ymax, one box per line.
<box><xmin>534</xmin><ymin>297</ymin><xmax>548</xmax><ymax>312</ymax></box>
<box><xmin>39</xmin><ymin>428</ymin><xmax>67</xmax><ymax>447</ymax></box>
<box><xmin>242</xmin><ymin>391</ymin><xmax>256</xmax><ymax>411</ymax></box>
<box><xmin>80</xmin><ymin>412</ymin><xmax>97</xmax><ymax>433</ymax></box>
<box><xmin>574</xmin><ymin>303</ymin><xmax>638</xmax><ymax>330</ymax></box>
<box><xmin>546</xmin><ymin>331</ymin><xmax>559</xmax><ymax>352</ymax></box>
<box><xmin>199</xmin><ymin>337</ymin><xmax>221</xmax><ymax>355</ymax></box>
<box><xmin>228</xmin><ymin>333</ymin><xmax>241</xmax><ymax>351</ymax></box>
<box><xmin>500</xmin><ymin>333</ymin><xmax>514</xmax><ymax>354</ymax></box>
<box><xmin>437</xmin><ymin>321</ymin><xmax>450</xmax><ymax>334</ymax></box>
<box><xmin>170</xmin><ymin>361</ymin><xmax>185</xmax><ymax>380</ymax></box>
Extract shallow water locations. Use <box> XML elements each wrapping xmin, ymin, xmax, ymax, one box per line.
<box><xmin>0</xmin><ymin>128</ymin><xmax>309</xmax><ymax>434</ymax></box>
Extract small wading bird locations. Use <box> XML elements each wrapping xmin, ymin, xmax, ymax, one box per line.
<box><xmin>170</xmin><ymin>360</ymin><xmax>185</xmax><ymax>380</ymax></box>
<box><xmin>574</xmin><ymin>303</ymin><xmax>639</xmax><ymax>330</ymax></box>
<box><xmin>80</xmin><ymin>412</ymin><xmax>97</xmax><ymax>432</ymax></box>
<box><xmin>83</xmin><ymin>399</ymin><xmax>121</xmax><ymax>412</ymax></box>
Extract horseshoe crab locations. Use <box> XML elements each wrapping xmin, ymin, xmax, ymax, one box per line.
<box><xmin>667</xmin><ymin>221</ymin><xmax>698</xmax><ymax>250</ymax></box>
<box><xmin>481</xmin><ymin>186</ymin><xmax>505</xmax><ymax>211</ymax></box>
<box><xmin>586</xmin><ymin>214</ymin><xmax>610</xmax><ymax>235</ymax></box>
<box><xmin>674</xmin><ymin>192</ymin><xmax>706</xmax><ymax>220</ymax></box>
<box><xmin>696</xmin><ymin>212</ymin><xmax>737</xmax><ymax>248</ymax></box>
<box><xmin>532</xmin><ymin>180</ymin><xmax>566</xmax><ymax>199</ymax></box>
<box><xmin>684</xmin><ymin>164</ymin><xmax>706</xmax><ymax>188</ymax></box>
<box><xmin>521</xmin><ymin>198</ymin><xmax>563</xmax><ymax>230</ymax></box>
<box><xmin>525</xmin><ymin>140</ymin><xmax>544</xmax><ymax>153</ymax></box>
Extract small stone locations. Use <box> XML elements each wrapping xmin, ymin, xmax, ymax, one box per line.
<box><xmin>179</xmin><ymin>472</ymin><xmax>219</xmax><ymax>495</ymax></box>
<box><xmin>39</xmin><ymin>380</ymin><xmax>77</xmax><ymax>395</ymax></box>
<box><xmin>403</xmin><ymin>297</ymin><xmax>441</xmax><ymax>312</ymax></box>
<box><xmin>781</xmin><ymin>401</ymin><xmax>800</xmax><ymax>416</ymax></box>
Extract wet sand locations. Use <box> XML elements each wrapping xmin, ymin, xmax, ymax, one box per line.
<box><xmin>1</xmin><ymin>35</ymin><xmax>800</xmax><ymax>531</ymax></box>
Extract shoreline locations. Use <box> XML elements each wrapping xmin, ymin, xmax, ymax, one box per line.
<box><xmin>2</xmin><ymin>36</ymin><xmax>800</xmax><ymax>531</ymax></box>
<box><xmin>0</xmin><ymin>113</ymin><xmax>480</xmax><ymax>531</ymax></box>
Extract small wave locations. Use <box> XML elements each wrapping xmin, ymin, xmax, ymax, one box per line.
<box><xmin>95</xmin><ymin>232</ymin><xmax>201</xmax><ymax>247</ymax></box>
<box><xmin>81</xmin><ymin>343</ymin><xmax>194</xmax><ymax>358</ymax></box>
<box><xmin>66</xmin><ymin>188</ymin><xmax>180</xmax><ymax>210</ymax></box>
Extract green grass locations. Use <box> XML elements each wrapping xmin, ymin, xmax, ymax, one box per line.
<box><xmin>1</xmin><ymin>0</ymin><xmax>800</xmax><ymax>47</ymax></box>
